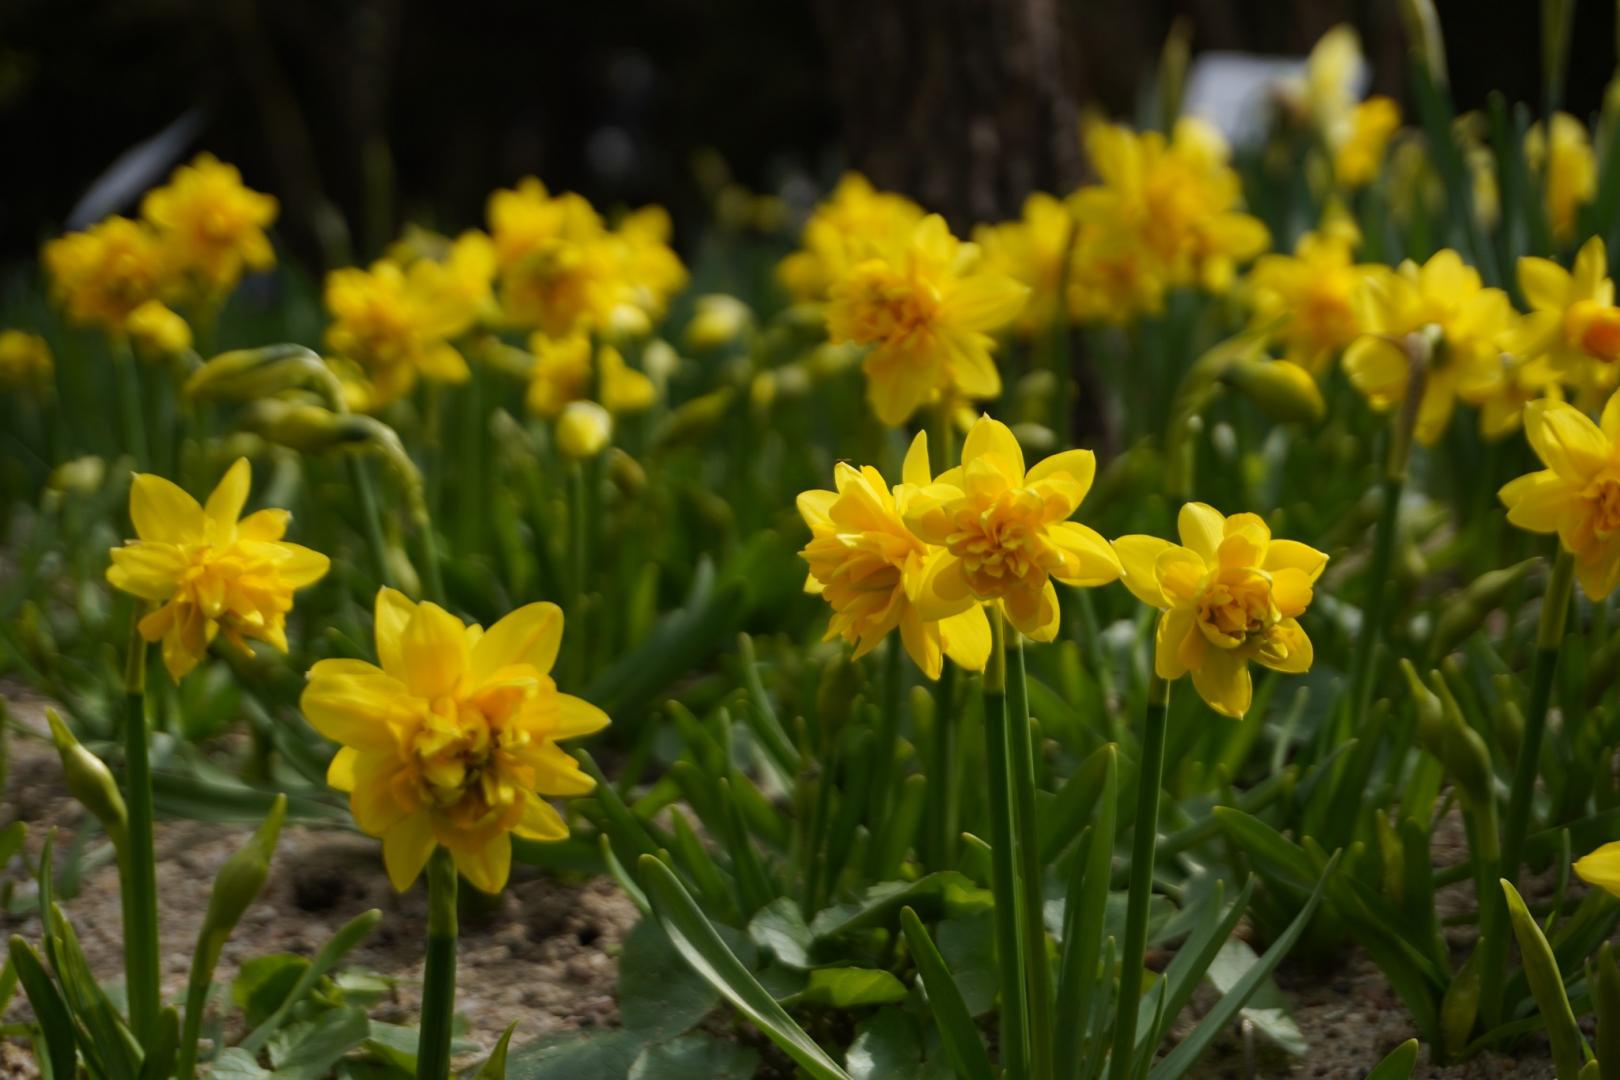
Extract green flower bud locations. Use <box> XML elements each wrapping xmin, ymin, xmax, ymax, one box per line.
<box><xmin>1429</xmin><ymin>557</ymin><xmax>1539</xmax><ymax>660</ymax></box>
<box><xmin>1441</xmin><ymin>941</ymin><xmax>1485</xmax><ymax>1056</ymax></box>
<box><xmin>202</xmin><ymin>794</ymin><xmax>286</xmax><ymax>945</ymax></box>
<box><xmin>47</xmin><ymin>709</ymin><xmax>127</xmax><ymax>852</ymax></box>
<box><xmin>185</xmin><ymin>345</ymin><xmax>338</xmax><ymax>405</ymax></box>
<box><xmin>1219</xmin><ymin>358</ymin><xmax>1325</xmax><ymax>424</ymax></box>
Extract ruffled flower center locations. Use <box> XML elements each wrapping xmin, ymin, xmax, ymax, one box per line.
<box><xmin>1194</xmin><ymin>566</ymin><xmax>1280</xmax><ymax>649</ymax></box>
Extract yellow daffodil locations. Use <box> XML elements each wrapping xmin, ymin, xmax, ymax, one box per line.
<box><xmin>777</xmin><ymin>173</ymin><xmax>926</xmax><ymax>303</ymax></box>
<box><xmin>1069</xmin><ymin>118</ymin><xmax>1269</xmax><ymax>315</ymax></box>
<box><xmin>616</xmin><ymin>205</ymin><xmax>688</xmax><ymax>320</ymax></box>
<box><xmin>904</xmin><ymin>416</ymin><xmax>1120</xmax><ymax>641</ymax></box>
<box><xmin>385</xmin><ymin>229</ymin><xmax>500</xmax><ymax>328</ymax></box>
<box><xmin>304</xmin><ymin>589</ymin><xmax>607</xmax><ymax>893</ymax></box>
<box><xmin>43</xmin><ymin>217</ymin><xmax>170</xmax><ymax>332</ymax></box>
<box><xmin>126</xmin><ymin>300</ymin><xmax>193</xmax><ymax>359</ymax></box>
<box><xmin>1508</xmin><ymin>237</ymin><xmax>1620</xmax><ymax>389</ymax></box>
<box><xmin>324</xmin><ymin>257</ymin><xmax>483</xmax><ymax>407</ymax></box>
<box><xmin>106</xmin><ymin>459</ymin><xmax>330</xmax><ymax>681</ymax></box>
<box><xmin>1115</xmin><ymin>504</ymin><xmax>1326</xmax><ymax>717</ymax></box>
<box><xmin>1575</xmin><ymin>842</ymin><xmax>1620</xmax><ymax>898</ymax></box>
<box><xmin>1527</xmin><ymin>113</ymin><xmax>1596</xmax><ymax>244</ymax></box>
<box><xmin>1343</xmin><ymin>249</ymin><xmax>1515</xmax><ymax>444</ymax></box>
<box><xmin>1499</xmin><ymin>391</ymin><xmax>1620</xmax><ymax>599</ymax></box>
<box><xmin>1065</xmin><ymin>218</ymin><xmax>1166</xmax><ymax>324</ymax></box>
<box><xmin>973</xmin><ymin>193</ymin><xmax>1077</xmax><ymax>336</ymax></box>
<box><xmin>826</xmin><ymin>215</ymin><xmax>1027</xmax><ymax>426</ymax></box>
<box><xmin>524</xmin><ymin>333</ymin><xmax>656</xmax><ymax>418</ymax></box>
<box><xmin>1474</xmin><ymin>347</ymin><xmax>1560</xmax><ymax>439</ymax></box>
<box><xmin>798</xmin><ymin>432</ymin><xmax>991</xmax><ymax>678</ymax></box>
<box><xmin>1245</xmin><ymin>224</ymin><xmax>1378</xmax><ymax>373</ymax></box>
<box><xmin>684</xmin><ymin>294</ymin><xmax>754</xmax><ymax>352</ymax></box>
<box><xmin>0</xmin><ymin>330</ymin><xmax>52</xmax><ymax>392</ymax></box>
<box><xmin>140</xmin><ymin>154</ymin><xmax>278</xmax><ymax>295</ymax></box>
<box><xmin>1334</xmin><ymin>97</ymin><xmax>1401</xmax><ymax>189</ymax></box>
<box><xmin>487</xmin><ymin>178</ymin><xmax>622</xmax><ymax>336</ymax></box>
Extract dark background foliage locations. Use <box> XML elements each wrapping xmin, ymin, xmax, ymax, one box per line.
<box><xmin>1</xmin><ymin>0</ymin><xmax>1614</xmax><ymax>268</ymax></box>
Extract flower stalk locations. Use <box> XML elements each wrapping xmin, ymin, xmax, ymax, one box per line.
<box><xmin>417</xmin><ymin>847</ymin><xmax>458</xmax><ymax>1080</ymax></box>
<box><xmin>1110</xmin><ymin>673</ymin><xmax>1170</xmax><ymax>1080</ymax></box>
<box><xmin>1005</xmin><ymin>629</ymin><xmax>1055</xmax><ymax>1080</ymax></box>
<box><xmin>122</xmin><ymin>623</ymin><xmax>161</xmax><ymax>1050</ymax></box>
<box><xmin>983</xmin><ymin>610</ymin><xmax>1030</xmax><ymax>1078</ymax></box>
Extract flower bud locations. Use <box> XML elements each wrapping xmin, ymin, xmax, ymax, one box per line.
<box><xmin>606</xmin><ymin>447</ymin><xmax>646</xmax><ymax>495</ymax></box>
<box><xmin>47</xmin><ymin>455</ymin><xmax>106</xmax><ymax>496</ymax></box>
<box><xmin>1220</xmin><ymin>358</ymin><xmax>1325</xmax><ymax>424</ymax></box>
<box><xmin>684</xmin><ymin>294</ymin><xmax>753</xmax><ymax>352</ymax></box>
<box><xmin>605</xmin><ymin>302</ymin><xmax>653</xmax><ymax>343</ymax></box>
<box><xmin>0</xmin><ymin>330</ymin><xmax>53</xmax><ymax>393</ymax></box>
<box><xmin>653</xmin><ymin>387</ymin><xmax>736</xmax><ymax>450</ymax></box>
<box><xmin>203</xmin><ymin>794</ymin><xmax>286</xmax><ymax>937</ymax></box>
<box><xmin>1429</xmin><ymin>557</ymin><xmax>1539</xmax><ymax>659</ymax></box>
<box><xmin>556</xmin><ymin>401</ymin><xmax>612</xmax><ymax>459</ymax></box>
<box><xmin>1399</xmin><ymin>0</ymin><xmax>1449</xmax><ymax>87</ymax></box>
<box><xmin>47</xmin><ymin>709</ymin><xmax>127</xmax><ymax>851</ymax></box>
<box><xmin>185</xmin><ymin>344</ymin><xmax>335</xmax><ymax>404</ymax></box>
<box><xmin>126</xmin><ymin>300</ymin><xmax>193</xmax><ymax>359</ymax></box>
<box><xmin>642</xmin><ymin>339</ymin><xmax>681</xmax><ymax>387</ymax></box>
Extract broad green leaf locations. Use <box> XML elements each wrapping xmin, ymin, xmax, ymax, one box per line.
<box><xmin>267</xmin><ymin>1005</ymin><xmax>370</xmax><ymax>1078</ymax></box>
<box><xmin>810</xmin><ymin>873</ymin><xmax>991</xmax><ymax>944</ymax></box>
<box><xmin>239</xmin><ymin>909</ymin><xmax>381</xmax><ymax>1054</ymax></box>
<box><xmin>505</xmin><ymin>1030</ymin><xmax>645</xmax><ymax>1080</ymax></box>
<box><xmin>899</xmin><ymin>907</ymin><xmax>994</xmax><ymax>1080</ymax></box>
<box><xmin>844</xmin><ymin>1009</ymin><xmax>934</xmax><ymax>1080</ymax></box>
<box><xmin>749</xmin><ymin>898</ymin><xmax>812</xmax><ymax>969</ymax></box>
<box><xmin>636</xmin><ymin>855</ymin><xmax>851</xmax><ymax>1080</ymax></box>
<box><xmin>936</xmin><ymin>913</ymin><xmax>996</xmax><ymax>1017</ymax></box>
<box><xmin>210</xmin><ymin>1047</ymin><xmax>272</xmax><ymax>1079</ymax></box>
<box><xmin>627</xmin><ymin>1032</ymin><xmax>760</xmax><ymax>1080</ymax></box>
<box><xmin>363</xmin><ymin>1020</ymin><xmax>480</xmax><ymax>1073</ymax></box>
<box><xmin>233</xmin><ymin>954</ymin><xmax>310</xmax><ymax>1029</ymax></box>
<box><xmin>619</xmin><ymin>919</ymin><xmax>719</xmax><ymax>1041</ymax></box>
<box><xmin>1149</xmin><ymin>850</ymin><xmax>1342</xmax><ymax>1080</ymax></box>
<box><xmin>790</xmin><ymin>967</ymin><xmax>906</xmax><ymax>1008</ymax></box>
<box><xmin>1201</xmin><ymin>938</ymin><xmax>1306</xmax><ymax>1055</ymax></box>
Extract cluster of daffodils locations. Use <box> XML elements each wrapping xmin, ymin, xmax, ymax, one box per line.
<box><xmin>319</xmin><ymin>178</ymin><xmax>685</xmax><ymax>455</ymax></box>
<box><xmin>43</xmin><ymin>154</ymin><xmax>277</xmax><ymax>350</ymax></box>
<box><xmin>799</xmin><ymin>416</ymin><xmax>1326</xmax><ymax>716</ymax></box>
<box><xmin>104</xmin><ymin>458</ymin><xmax>603</xmax><ymax>896</ymax></box>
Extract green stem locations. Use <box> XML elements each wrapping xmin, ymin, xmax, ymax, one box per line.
<box><xmin>1502</xmin><ymin>548</ymin><xmax>1575</xmax><ymax>880</ymax></box>
<box><xmin>926</xmin><ymin>663</ymin><xmax>959</xmax><ymax>869</ymax></box>
<box><xmin>113</xmin><ymin>337</ymin><xmax>150</xmax><ymax>470</ymax></box>
<box><xmin>984</xmin><ymin>611</ymin><xmax>1031</xmax><ymax>1077</ymax></box>
<box><xmin>122</xmin><ymin>626</ymin><xmax>160</xmax><ymax>1049</ymax></box>
<box><xmin>1110</xmin><ymin>674</ymin><xmax>1170</xmax><ymax>1080</ymax></box>
<box><xmin>863</xmin><ymin>641</ymin><xmax>905</xmax><ymax>877</ymax></box>
<box><xmin>346</xmin><ymin>456</ymin><xmax>395</xmax><ymax>591</ymax></box>
<box><xmin>1006</xmin><ymin>632</ymin><xmax>1055</xmax><ymax>1080</ymax></box>
<box><xmin>1346</xmin><ymin>471</ymin><xmax>1404</xmax><ymax>739</ymax></box>
<box><xmin>417</xmin><ymin>848</ymin><xmax>458</xmax><ymax>1080</ymax></box>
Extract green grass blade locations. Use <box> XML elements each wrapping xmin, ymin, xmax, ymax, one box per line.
<box><xmin>8</xmin><ymin>936</ymin><xmax>76</xmax><ymax>1080</ymax></box>
<box><xmin>1363</xmin><ymin>1038</ymin><xmax>1419</xmax><ymax>1080</ymax></box>
<box><xmin>899</xmin><ymin>906</ymin><xmax>994</xmax><ymax>1080</ymax></box>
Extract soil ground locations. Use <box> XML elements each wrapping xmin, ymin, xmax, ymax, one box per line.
<box><xmin>0</xmin><ymin>686</ymin><xmax>1562</xmax><ymax>1078</ymax></box>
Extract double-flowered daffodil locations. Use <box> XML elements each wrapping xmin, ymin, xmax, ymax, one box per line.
<box><xmin>1499</xmin><ymin>391</ymin><xmax>1620</xmax><ymax>600</ymax></box>
<box><xmin>1508</xmin><ymin>237</ymin><xmax>1620</xmax><ymax>390</ymax></box>
<box><xmin>44</xmin><ymin>217</ymin><xmax>170</xmax><ymax>333</ymax></box>
<box><xmin>777</xmin><ymin>173</ymin><xmax>926</xmax><ymax>304</ymax></box>
<box><xmin>1344</xmin><ymin>249</ymin><xmax>1515</xmax><ymax>444</ymax></box>
<box><xmin>798</xmin><ymin>432</ymin><xmax>990</xmax><ymax>678</ymax></box>
<box><xmin>904</xmin><ymin>416</ymin><xmax>1120</xmax><ymax>641</ymax></box>
<box><xmin>1245</xmin><ymin>220</ymin><xmax>1377</xmax><ymax>374</ymax></box>
<box><xmin>826</xmin><ymin>215</ymin><xmax>1027</xmax><ymax>426</ymax></box>
<box><xmin>304</xmin><ymin>590</ymin><xmax>607</xmax><ymax>894</ymax></box>
<box><xmin>107</xmin><ymin>459</ymin><xmax>330</xmax><ymax>681</ymax></box>
<box><xmin>1526</xmin><ymin>113</ymin><xmax>1596</xmax><ymax>245</ymax></box>
<box><xmin>1115</xmin><ymin>504</ymin><xmax>1327</xmax><ymax>717</ymax></box>
<box><xmin>140</xmin><ymin>153</ymin><xmax>278</xmax><ymax>296</ymax></box>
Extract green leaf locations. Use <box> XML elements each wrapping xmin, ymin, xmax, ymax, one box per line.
<box><xmin>267</xmin><ymin>1006</ymin><xmax>370</xmax><ymax>1078</ymax></box>
<box><xmin>233</xmin><ymin>954</ymin><xmax>311</xmax><ymax>1029</ymax></box>
<box><xmin>749</xmin><ymin>898</ymin><xmax>812</xmax><ymax>969</ymax></box>
<box><xmin>1149</xmin><ymin>850</ymin><xmax>1342</xmax><ymax>1080</ymax></box>
<box><xmin>469</xmin><ymin>1021</ymin><xmax>517</xmax><ymax>1080</ymax></box>
<box><xmin>789</xmin><ymin>968</ymin><xmax>907</xmax><ymax>1008</ymax></box>
<box><xmin>239</xmin><ymin>909</ymin><xmax>382</xmax><ymax>1054</ymax></box>
<box><xmin>505</xmin><ymin>1031</ymin><xmax>645</xmax><ymax>1080</ymax></box>
<box><xmin>1037</xmin><ymin>741</ymin><xmax>1112</xmax><ymax>864</ymax></box>
<box><xmin>1056</xmin><ymin>745</ymin><xmax>1117</xmax><ymax>1069</ymax></box>
<box><xmin>619</xmin><ymin>919</ymin><xmax>720</xmax><ymax>1041</ymax></box>
<box><xmin>8</xmin><ymin>936</ymin><xmax>76</xmax><ymax>1080</ymax></box>
<box><xmin>844</xmin><ymin>1009</ymin><xmax>929</xmax><ymax>1080</ymax></box>
<box><xmin>636</xmin><ymin>855</ymin><xmax>852</xmax><ymax>1080</ymax></box>
<box><xmin>1503</xmin><ymin>879</ymin><xmax>1587</xmax><ymax>1080</ymax></box>
<box><xmin>1594</xmin><ymin>942</ymin><xmax>1620</xmax><ymax>1080</ymax></box>
<box><xmin>936</xmin><ymin>913</ymin><xmax>996</xmax><ymax>1017</ymax></box>
<box><xmin>810</xmin><ymin>872</ymin><xmax>991</xmax><ymax>944</ymax></box>
<box><xmin>210</xmin><ymin>1047</ymin><xmax>272</xmax><ymax>1079</ymax></box>
<box><xmin>362</xmin><ymin>1020</ymin><xmax>480</xmax><ymax>1073</ymax></box>
<box><xmin>899</xmin><ymin>907</ymin><xmax>994</xmax><ymax>1080</ymax></box>
<box><xmin>627</xmin><ymin>1032</ymin><xmax>760</xmax><ymax>1080</ymax></box>
<box><xmin>1362</xmin><ymin>1038</ymin><xmax>1419</xmax><ymax>1080</ymax></box>
<box><xmin>1201</xmin><ymin>938</ymin><xmax>1306</xmax><ymax>1055</ymax></box>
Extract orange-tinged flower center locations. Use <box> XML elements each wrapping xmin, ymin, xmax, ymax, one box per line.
<box><xmin>1194</xmin><ymin>567</ymin><xmax>1279</xmax><ymax>649</ymax></box>
<box><xmin>407</xmin><ymin>685</ymin><xmax>537</xmax><ymax>833</ymax></box>
<box><xmin>1568</xmin><ymin>300</ymin><xmax>1620</xmax><ymax>363</ymax></box>
<box><xmin>1589</xmin><ymin>476</ymin><xmax>1620</xmax><ymax>536</ymax></box>
<box><xmin>841</xmin><ymin>266</ymin><xmax>940</xmax><ymax>344</ymax></box>
<box><xmin>946</xmin><ymin>491</ymin><xmax>1051</xmax><ymax>598</ymax></box>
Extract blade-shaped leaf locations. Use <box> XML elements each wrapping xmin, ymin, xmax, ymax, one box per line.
<box><xmin>898</xmin><ymin>906</ymin><xmax>993</xmax><ymax>1080</ymax></box>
